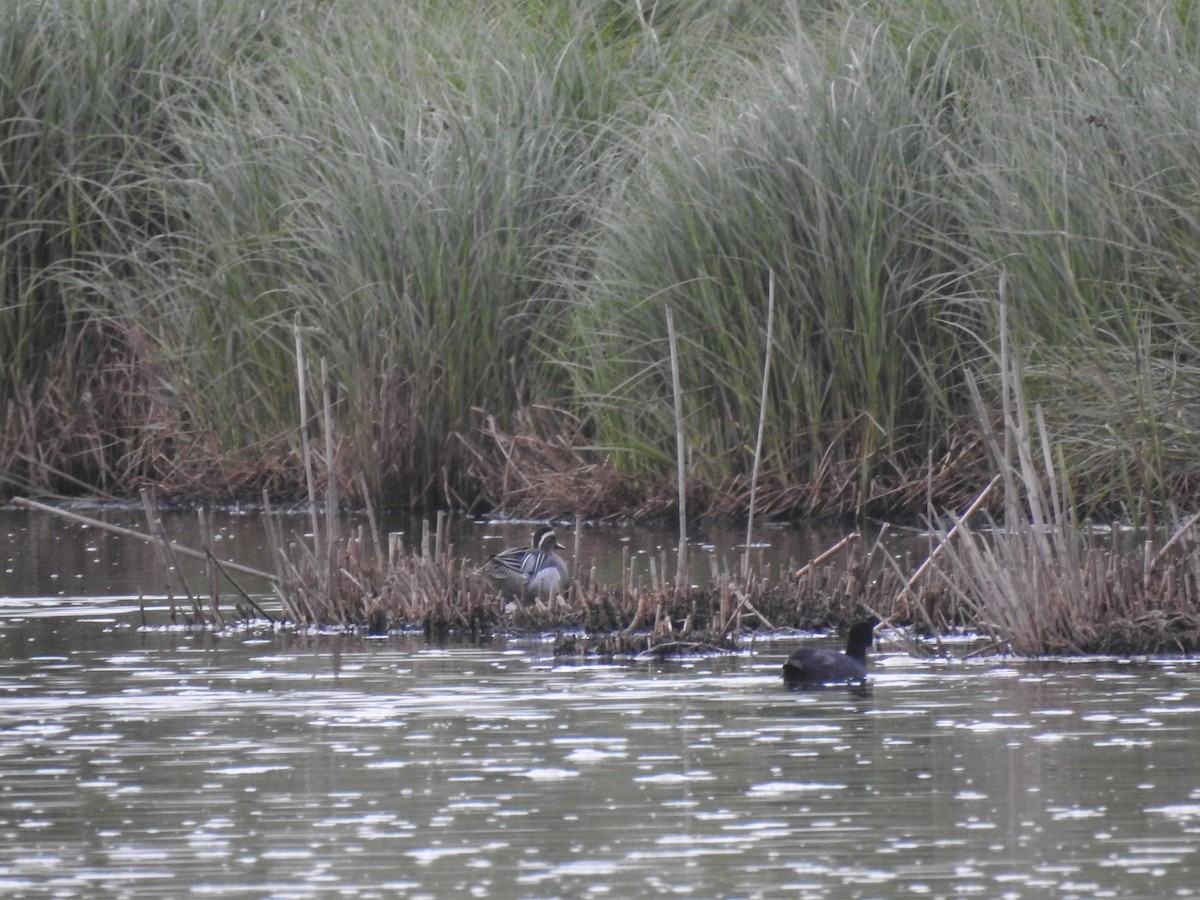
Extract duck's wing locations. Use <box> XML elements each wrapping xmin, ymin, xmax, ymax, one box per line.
<box><xmin>486</xmin><ymin>546</ymin><xmax>567</xmax><ymax>578</ymax></box>
<box><xmin>521</xmin><ymin>549</ymin><xmax>565</xmax><ymax>576</ymax></box>
<box><xmin>483</xmin><ymin>546</ymin><xmax>533</xmax><ymax>577</ymax></box>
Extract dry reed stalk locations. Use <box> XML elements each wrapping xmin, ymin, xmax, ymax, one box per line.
<box><xmin>198</xmin><ymin>508</ymin><xmax>217</xmax><ymax>606</ymax></box>
<box><xmin>321</xmin><ymin>356</ymin><xmax>337</xmax><ymax>602</ymax></box>
<box><xmin>743</xmin><ymin>271</ymin><xmax>775</xmax><ymax>582</ymax></box>
<box><xmin>196</xmin><ymin>508</ymin><xmax>226</xmax><ymax>629</ymax></box>
<box><xmin>1152</xmin><ymin>508</ymin><xmax>1200</xmax><ymax>570</ymax></box>
<box><xmin>139</xmin><ymin>488</ymin><xmax>200</xmax><ymax>623</ymax></box>
<box><xmin>665</xmin><ymin>305</ymin><xmax>688</xmax><ymax>586</ymax></box>
<box><xmin>435</xmin><ymin>510</ymin><xmax>448</xmax><ymax>560</ymax></box>
<box><xmin>261</xmin><ymin>490</ymin><xmax>298</xmax><ymax>620</ymax></box>
<box><xmin>877</xmin><ymin>474</ymin><xmax>1002</xmax><ymax>656</ymax></box>
<box><xmin>293</xmin><ymin>316</ymin><xmax>323</xmax><ymax>597</ymax></box>
<box><xmin>205</xmin><ymin>550</ymin><xmax>275</xmax><ymax>622</ymax></box>
<box><xmin>793</xmin><ymin>531</ymin><xmax>861</xmax><ymax>579</ymax></box>
<box><xmin>357</xmin><ymin>472</ymin><xmax>385</xmax><ymax>569</ymax></box>
<box><xmin>572</xmin><ymin>514</ymin><xmax>584</xmax><ymax>594</ymax></box>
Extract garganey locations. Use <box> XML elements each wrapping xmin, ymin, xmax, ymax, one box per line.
<box><xmin>481</xmin><ymin>526</ymin><xmax>568</xmax><ymax>602</ymax></box>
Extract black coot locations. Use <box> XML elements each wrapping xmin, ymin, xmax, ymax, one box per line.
<box><xmin>782</xmin><ymin>620</ymin><xmax>875</xmax><ymax>689</ymax></box>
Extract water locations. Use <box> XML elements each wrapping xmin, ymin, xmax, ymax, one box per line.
<box><xmin>2</xmin><ymin>507</ymin><xmax>1200</xmax><ymax>898</ymax></box>
<box><xmin>0</xmin><ymin>504</ymin><xmax>885</xmax><ymax>599</ymax></box>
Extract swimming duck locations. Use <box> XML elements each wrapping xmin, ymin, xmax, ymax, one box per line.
<box><xmin>481</xmin><ymin>526</ymin><xmax>568</xmax><ymax>602</ymax></box>
<box><xmin>782</xmin><ymin>620</ymin><xmax>875</xmax><ymax>689</ymax></box>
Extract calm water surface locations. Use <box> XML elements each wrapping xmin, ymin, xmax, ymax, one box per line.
<box><xmin>2</xmin><ymin>508</ymin><xmax>1200</xmax><ymax>898</ymax></box>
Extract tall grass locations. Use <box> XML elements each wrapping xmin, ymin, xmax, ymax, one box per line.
<box><xmin>928</xmin><ymin>299</ymin><xmax>1200</xmax><ymax>655</ymax></box>
<box><xmin>35</xmin><ymin>0</ymin><xmax>773</xmax><ymax>505</ymax></box>
<box><xmin>3</xmin><ymin>0</ymin><xmax>1200</xmax><ymax>520</ymax></box>
<box><xmin>908</xmin><ymin>0</ymin><xmax>1200</xmax><ymax>514</ymax></box>
<box><xmin>0</xmin><ymin>0</ymin><xmax>288</xmax><ymax>492</ymax></box>
<box><xmin>564</xmin><ymin>0</ymin><xmax>1200</xmax><ymax>518</ymax></box>
<box><xmin>566</xmin><ymin>19</ymin><xmax>974</xmax><ymax>516</ymax></box>
<box><xmin>905</xmin><ymin>0</ymin><xmax>1200</xmax><ymax>517</ymax></box>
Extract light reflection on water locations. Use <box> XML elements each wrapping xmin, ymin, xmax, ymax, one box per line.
<box><xmin>2</xmin><ymin>508</ymin><xmax>1200</xmax><ymax>897</ymax></box>
<box><xmin>0</xmin><ymin>600</ymin><xmax>1199</xmax><ymax>898</ymax></box>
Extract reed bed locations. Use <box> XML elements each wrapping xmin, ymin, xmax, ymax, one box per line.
<box><xmin>262</xmin><ymin>517</ymin><xmax>929</xmax><ymax>656</ymax></box>
<box><xmin>933</xmin><ymin>514</ymin><xmax>1200</xmax><ymax>656</ymax></box>
<box><xmin>272</xmin><ymin>523</ymin><xmax>502</xmax><ymax>640</ymax></box>
<box><xmin>919</xmin><ymin>300</ymin><xmax>1200</xmax><ymax>656</ymax></box>
<box><xmin>251</xmin><ymin>497</ymin><xmax>1200</xmax><ymax>659</ymax></box>
<box><xmin>18</xmin><ymin>479</ymin><xmax>1198</xmax><ymax>659</ymax></box>
<box><xmin>2</xmin><ymin>0</ymin><xmax>1199</xmax><ymax>525</ymax></box>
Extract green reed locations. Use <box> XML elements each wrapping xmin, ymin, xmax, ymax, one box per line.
<box><xmin>3</xmin><ymin>0</ymin><xmax>1200</xmax><ymax>522</ymax></box>
<box><xmin>565</xmin><ymin>19</ymin><xmax>972</xmax><ymax>516</ymax></box>
<box><xmin>563</xmin><ymin>0</ymin><xmax>1200</xmax><ymax>518</ymax></box>
<box><xmin>0</xmin><ymin>0</ymin><xmax>288</xmax><ymax>491</ymax></box>
<box><xmin>41</xmin><ymin>0</ymin><xmax>757</xmax><ymax>505</ymax></box>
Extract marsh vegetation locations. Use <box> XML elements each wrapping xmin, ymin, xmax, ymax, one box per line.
<box><xmin>4</xmin><ymin>0</ymin><xmax>1199</xmax><ymax>520</ymax></box>
<box><xmin>4</xmin><ymin>0</ymin><xmax>1200</xmax><ymax>653</ymax></box>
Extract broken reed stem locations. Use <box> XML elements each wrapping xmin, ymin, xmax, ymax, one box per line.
<box><xmin>1152</xmin><ymin>508</ymin><xmax>1200</xmax><ymax>570</ymax></box>
<box><xmin>744</xmin><ymin>270</ymin><xmax>775</xmax><ymax>583</ymax></box>
<box><xmin>794</xmin><ymin>531</ymin><xmax>861</xmax><ymax>579</ymax></box>
<box><xmin>140</xmin><ymin>488</ymin><xmax>199</xmax><ymax>620</ymax></box>
<box><xmin>435</xmin><ymin>510</ymin><xmax>448</xmax><ymax>560</ymax></box>
<box><xmin>11</xmin><ymin>497</ymin><xmax>279</xmax><ymax>584</ymax></box>
<box><xmin>206</xmin><ymin>550</ymin><xmax>275</xmax><ymax>622</ymax></box>
<box><xmin>261</xmin><ymin>490</ymin><xmax>300</xmax><ymax>621</ymax></box>
<box><xmin>665</xmin><ymin>304</ymin><xmax>687</xmax><ymax>587</ymax></box>
<box><xmin>198</xmin><ymin>508</ymin><xmax>217</xmax><ymax>604</ymax></box>
<box><xmin>906</xmin><ymin>474</ymin><xmax>1001</xmax><ymax>595</ymax></box>
<box><xmin>998</xmin><ymin>276</ymin><xmax>1018</xmax><ymax>526</ymax></box>
<box><xmin>572</xmin><ymin>514</ymin><xmax>584</xmax><ymax>593</ymax></box>
<box><xmin>140</xmin><ymin>493</ymin><xmax>177</xmax><ymax>623</ymax></box>
<box><xmin>358</xmin><ymin>472</ymin><xmax>385</xmax><ymax>569</ymax></box>
<box><xmin>871</xmin><ymin>475</ymin><xmax>1001</xmax><ymax>656</ymax></box>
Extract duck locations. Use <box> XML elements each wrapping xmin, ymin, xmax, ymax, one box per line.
<box><xmin>480</xmin><ymin>526</ymin><xmax>569</xmax><ymax>602</ymax></box>
<box><xmin>782</xmin><ymin>620</ymin><xmax>876</xmax><ymax>689</ymax></box>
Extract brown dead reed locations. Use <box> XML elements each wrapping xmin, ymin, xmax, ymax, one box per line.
<box><xmin>463</xmin><ymin>405</ymin><xmax>996</xmax><ymax>523</ymax></box>
<box><xmin>932</xmin><ymin>515</ymin><xmax>1200</xmax><ymax>655</ymax></box>
<box><xmin>914</xmin><ymin>292</ymin><xmax>1200</xmax><ymax>656</ymax></box>
<box><xmin>263</xmin><ymin>517</ymin><xmax>940</xmax><ymax>657</ymax></box>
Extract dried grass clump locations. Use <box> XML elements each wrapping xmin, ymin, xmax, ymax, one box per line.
<box><xmin>1</xmin><ymin>319</ymin><xmax>165</xmax><ymax>497</ymax></box>
<box><xmin>465</xmin><ymin>408</ymin><xmax>653</xmax><ymax>519</ymax></box>
<box><xmin>264</xmin><ymin>511</ymin><xmax>923</xmax><ymax>657</ymax></box>
<box><xmin>551</xmin><ymin>536</ymin><xmax>929</xmax><ymax>657</ymax></box>
<box><xmin>934</xmin><ymin>516</ymin><xmax>1200</xmax><ymax>656</ymax></box>
<box><xmin>922</xmin><ymin>297</ymin><xmax>1200</xmax><ymax>657</ymax></box>
<box><xmin>267</xmin><ymin>512</ymin><xmax>502</xmax><ymax>639</ymax></box>
<box><xmin>0</xmin><ymin>315</ymin><xmax>306</xmax><ymax>504</ymax></box>
<box><xmin>693</xmin><ymin>419</ymin><xmax>995</xmax><ymax>522</ymax></box>
<box><xmin>465</xmin><ymin>407</ymin><xmax>998</xmax><ymax>523</ymax></box>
